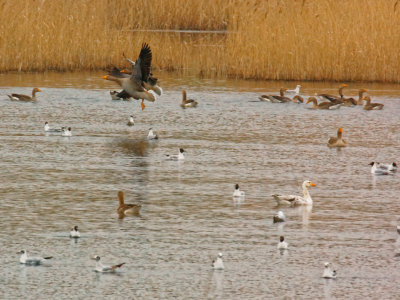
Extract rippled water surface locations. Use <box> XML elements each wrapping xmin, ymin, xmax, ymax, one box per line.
<box><xmin>1</xmin><ymin>72</ymin><xmax>400</xmax><ymax>299</ymax></box>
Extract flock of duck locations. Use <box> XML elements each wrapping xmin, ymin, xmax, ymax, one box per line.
<box><xmin>5</xmin><ymin>43</ymin><xmax>396</xmax><ymax>279</ymax></box>
<box><xmin>259</xmin><ymin>83</ymin><xmax>384</xmax><ymax>111</ymax></box>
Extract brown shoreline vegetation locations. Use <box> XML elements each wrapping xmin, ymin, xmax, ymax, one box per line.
<box><xmin>2</xmin><ymin>0</ymin><xmax>400</xmax><ymax>82</ymax></box>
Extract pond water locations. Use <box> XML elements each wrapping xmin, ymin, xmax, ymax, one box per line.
<box><xmin>0</xmin><ymin>72</ymin><xmax>400</xmax><ymax>299</ymax></box>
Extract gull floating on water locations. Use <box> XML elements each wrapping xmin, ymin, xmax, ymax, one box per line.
<box><xmin>44</xmin><ymin>122</ymin><xmax>63</xmax><ymax>132</ymax></box>
<box><xmin>18</xmin><ymin>250</ymin><xmax>53</xmax><ymax>265</ymax></box>
<box><xmin>92</xmin><ymin>255</ymin><xmax>125</xmax><ymax>273</ymax></box>
<box><xmin>212</xmin><ymin>253</ymin><xmax>224</xmax><ymax>270</ymax></box>
<box><xmin>277</xmin><ymin>236</ymin><xmax>288</xmax><ymax>250</ymax></box>
<box><xmin>273</xmin><ymin>211</ymin><xmax>286</xmax><ymax>223</ymax></box>
<box><xmin>397</xmin><ymin>226</ymin><xmax>400</xmax><ymax>234</ymax></box>
<box><xmin>70</xmin><ymin>226</ymin><xmax>80</xmax><ymax>238</ymax></box>
<box><xmin>166</xmin><ymin>148</ymin><xmax>185</xmax><ymax>160</ymax></box>
<box><xmin>62</xmin><ymin>127</ymin><xmax>72</xmax><ymax>137</ymax></box>
<box><xmin>127</xmin><ymin>116</ymin><xmax>134</xmax><ymax>126</ymax></box>
<box><xmin>233</xmin><ymin>184</ymin><xmax>245</xmax><ymax>198</ymax></box>
<box><xmin>147</xmin><ymin>128</ymin><xmax>158</xmax><ymax>140</ymax></box>
<box><xmin>286</xmin><ymin>85</ymin><xmax>301</xmax><ymax>95</ymax></box>
<box><xmin>273</xmin><ymin>180</ymin><xmax>316</xmax><ymax>206</ymax></box>
<box><xmin>322</xmin><ymin>262</ymin><xmax>337</xmax><ymax>279</ymax></box>
<box><xmin>369</xmin><ymin>162</ymin><xmax>396</xmax><ymax>175</ymax></box>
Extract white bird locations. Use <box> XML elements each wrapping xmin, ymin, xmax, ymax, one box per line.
<box><xmin>397</xmin><ymin>225</ymin><xmax>400</xmax><ymax>234</ymax></box>
<box><xmin>18</xmin><ymin>250</ymin><xmax>53</xmax><ymax>265</ymax></box>
<box><xmin>92</xmin><ymin>255</ymin><xmax>125</xmax><ymax>273</ymax></box>
<box><xmin>273</xmin><ymin>211</ymin><xmax>286</xmax><ymax>223</ymax></box>
<box><xmin>70</xmin><ymin>226</ymin><xmax>80</xmax><ymax>238</ymax></box>
<box><xmin>286</xmin><ymin>85</ymin><xmax>301</xmax><ymax>95</ymax></box>
<box><xmin>166</xmin><ymin>148</ymin><xmax>185</xmax><ymax>160</ymax></box>
<box><xmin>370</xmin><ymin>162</ymin><xmax>397</xmax><ymax>173</ymax></box>
<box><xmin>147</xmin><ymin>128</ymin><xmax>158</xmax><ymax>140</ymax></box>
<box><xmin>272</xmin><ymin>180</ymin><xmax>316</xmax><ymax>206</ymax></box>
<box><xmin>62</xmin><ymin>127</ymin><xmax>72</xmax><ymax>137</ymax></box>
<box><xmin>212</xmin><ymin>253</ymin><xmax>224</xmax><ymax>270</ymax></box>
<box><xmin>277</xmin><ymin>236</ymin><xmax>288</xmax><ymax>250</ymax></box>
<box><xmin>127</xmin><ymin>115</ymin><xmax>134</xmax><ymax>126</ymax></box>
<box><xmin>322</xmin><ymin>262</ymin><xmax>337</xmax><ymax>279</ymax></box>
<box><xmin>233</xmin><ymin>184</ymin><xmax>245</xmax><ymax>198</ymax></box>
<box><xmin>44</xmin><ymin>122</ymin><xmax>63</xmax><ymax>132</ymax></box>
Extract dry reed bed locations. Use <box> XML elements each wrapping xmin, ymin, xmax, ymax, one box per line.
<box><xmin>1</xmin><ymin>0</ymin><xmax>400</xmax><ymax>82</ymax></box>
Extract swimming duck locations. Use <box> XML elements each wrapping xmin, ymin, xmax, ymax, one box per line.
<box><xmin>328</xmin><ymin>128</ymin><xmax>346</xmax><ymax>147</ymax></box>
<box><xmin>322</xmin><ymin>262</ymin><xmax>337</xmax><ymax>279</ymax></box>
<box><xmin>103</xmin><ymin>43</ymin><xmax>157</xmax><ymax>110</ymax></box>
<box><xmin>147</xmin><ymin>128</ymin><xmax>158</xmax><ymax>140</ymax></box>
<box><xmin>8</xmin><ymin>88</ymin><xmax>41</xmax><ymax>101</ymax></box>
<box><xmin>212</xmin><ymin>253</ymin><xmax>224</xmax><ymax>270</ymax></box>
<box><xmin>259</xmin><ymin>88</ymin><xmax>290</xmax><ymax>103</ymax></box>
<box><xmin>286</xmin><ymin>85</ymin><xmax>301</xmax><ymax>95</ymax></box>
<box><xmin>362</xmin><ymin>96</ymin><xmax>384</xmax><ymax>110</ymax></box>
<box><xmin>117</xmin><ymin>191</ymin><xmax>141</xmax><ymax>216</ymax></box>
<box><xmin>273</xmin><ymin>211</ymin><xmax>286</xmax><ymax>223</ymax></box>
<box><xmin>273</xmin><ymin>180</ymin><xmax>316</xmax><ymax>206</ymax></box>
<box><xmin>277</xmin><ymin>236</ymin><xmax>288</xmax><ymax>250</ymax></box>
<box><xmin>166</xmin><ymin>148</ymin><xmax>185</xmax><ymax>160</ymax></box>
<box><xmin>127</xmin><ymin>116</ymin><xmax>134</xmax><ymax>126</ymax></box>
<box><xmin>70</xmin><ymin>226</ymin><xmax>80</xmax><ymax>238</ymax></box>
<box><xmin>356</xmin><ymin>88</ymin><xmax>367</xmax><ymax>105</ymax></box>
<box><xmin>181</xmin><ymin>90</ymin><xmax>198</xmax><ymax>108</ymax></box>
<box><xmin>44</xmin><ymin>122</ymin><xmax>63</xmax><ymax>132</ymax></box>
<box><xmin>92</xmin><ymin>255</ymin><xmax>125</xmax><ymax>273</ymax></box>
<box><xmin>306</xmin><ymin>97</ymin><xmax>341</xmax><ymax>110</ymax></box>
<box><xmin>292</xmin><ymin>95</ymin><xmax>304</xmax><ymax>103</ymax></box>
<box><xmin>62</xmin><ymin>127</ymin><xmax>72</xmax><ymax>137</ymax></box>
<box><xmin>18</xmin><ymin>250</ymin><xmax>52</xmax><ymax>265</ymax></box>
<box><xmin>233</xmin><ymin>184</ymin><xmax>245</xmax><ymax>198</ymax></box>
<box><xmin>317</xmin><ymin>84</ymin><xmax>347</xmax><ymax>102</ymax></box>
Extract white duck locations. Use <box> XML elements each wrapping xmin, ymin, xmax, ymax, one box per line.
<box><xmin>70</xmin><ymin>226</ymin><xmax>80</xmax><ymax>238</ymax></box>
<box><xmin>277</xmin><ymin>236</ymin><xmax>288</xmax><ymax>250</ymax></box>
<box><xmin>18</xmin><ymin>250</ymin><xmax>53</xmax><ymax>265</ymax></box>
<box><xmin>273</xmin><ymin>211</ymin><xmax>286</xmax><ymax>223</ymax></box>
<box><xmin>44</xmin><ymin>122</ymin><xmax>63</xmax><ymax>132</ymax></box>
<box><xmin>166</xmin><ymin>148</ymin><xmax>185</xmax><ymax>160</ymax></box>
<box><xmin>147</xmin><ymin>128</ymin><xmax>158</xmax><ymax>140</ymax></box>
<box><xmin>127</xmin><ymin>116</ymin><xmax>134</xmax><ymax>126</ymax></box>
<box><xmin>92</xmin><ymin>255</ymin><xmax>125</xmax><ymax>273</ymax></box>
<box><xmin>212</xmin><ymin>253</ymin><xmax>224</xmax><ymax>270</ymax></box>
<box><xmin>286</xmin><ymin>85</ymin><xmax>301</xmax><ymax>95</ymax></box>
<box><xmin>272</xmin><ymin>180</ymin><xmax>316</xmax><ymax>206</ymax></box>
<box><xmin>322</xmin><ymin>262</ymin><xmax>337</xmax><ymax>279</ymax></box>
<box><xmin>62</xmin><ymin>127</ymin><xmax>72</xmax><ymax>137</ymax></box>
<box><xmin>233</xmin><ymin>184</ymin><xmax>245</xmax><ymax>198</ymax></box>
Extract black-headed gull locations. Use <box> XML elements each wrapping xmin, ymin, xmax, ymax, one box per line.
<box><xmin>212</xmin><ymin>253</ymin><xmax>224</xmax><ymax>270</ymax></box>
<box><xmin>18</xmin><ymin>250</ymin><xmax>52</xmax><ymax>265</ymax></box>
<box><xmin>322</xmin><ymin>262</ymin><xmax>337</xmax><ymax>279</ymax></box>
<box><xmin>70</xmin><ymin>226</ymin><xmax>80</xmax><ymax>238</ymax></box>
<box><xmin>92</xmin><ymin>255</ymin><xmax>125</xmax><ymax>273</ymax></box>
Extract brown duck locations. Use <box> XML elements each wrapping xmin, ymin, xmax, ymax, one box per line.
<box><xmin>328</xmin><ymin>128</ymin><xmax>346</xmax><ymax>148</ymax></box>
<box><xmin>117</xmin><ymin>191</ymin><xmax>141</xmax><ymax>218</ymax></box>
<box><xmin>362</xmin><ymin>96</ymin><xmax>384</xmax><ymax>110</ymax></box>
<box><xmin>8</xmin><ymin>88</ymin><xmax>41</xmax><ymax>101</ymax></box>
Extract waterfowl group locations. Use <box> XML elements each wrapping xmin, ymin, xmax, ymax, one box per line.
<box><xmin>328</xmin><ymin>128</ymin><xmax>346</xmax><ymax>148</ymax></box>
<box><xmin>306</xmin><ymin>97</ymin><xmax>341</xmax><ymax>110</ymax></box>
<box><xmin>8</xmin><ymin>88</ymin><xmax>41</xmax><ymax>101</ymax></box>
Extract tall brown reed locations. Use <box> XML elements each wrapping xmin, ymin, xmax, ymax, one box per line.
<box><xmin>1</xmin><ymin>0</ymin><xmax>400</xmax><ymax>82</ymax></box>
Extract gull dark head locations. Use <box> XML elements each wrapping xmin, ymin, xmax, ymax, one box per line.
<box><xmin>179</xmin><ymin>148</ymin><xmax>185</xmax><ymax>153</ymax></box>
<box><xmin>18</xmin><ymin>250</ymin><xmax>26</xmax><ymax>254</ymax></box>
<box><xmin>92</xmin><ymin>255</ymin><xmax>101</xmax><ymax>261</ymax></box>
<box><xmin>45</xmin><ymin>122</ymin><xmax>48</xmax><ymax>125</ymax></box>
<box><xmin>368</xmin><ymin>162</ymin><xmax>375</xmax><ymax>166</ymax></box>
<box><xmin>280</xmin><ymin>236</ymin><xmax>285</xmax><ymax>242</ymax></box>
<box><xmin>73</xmin><ymin>226</ymin><xmax>78</xmax><ymax>231</ymax></box>
<box><xmin>235</xmin><ymin>184</ymin><xmax>239</xmax><ymax>190</ymax></box>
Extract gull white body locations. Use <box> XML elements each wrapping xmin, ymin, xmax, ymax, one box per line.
<box><xmin>19</xmin><ymin>250</ymin><xmax>52</xmax><ymax>265</ymax></box>
<box><xmin>62</xmin><ymin>128</ymin><xmax>72</xmax><ymax>137</ymax></box>
<box><xmin>92</xmin><ymin>256</ymin><xmax>125</xmax><ymax>273</ymax></box>
<box><xmin>233</xmin><ymin>184</ymin><xmax>245</xmax><ymax>198</ymax></box>
<box><xmin>127</xmin><ymin>116</ymin><xmax>134</xmax><ymax>126</ymax></box>
<box><xmin>273</xmin><ymin>211</ymin><xmax>286</xmax><ymax>223</ymax></box>
<box><xmin>286</xmin><ymin>85</ymin><xmax>301</xmax><ymax>95</ymax></box>
<box><xmin>147</xmin><ymin>129</ymin><xmax>158</xmax><ymax>140</ymax></box>
<box><xmin>70</xmin><ymin>226</ymin><xmax>80</xmax><ymax>238</ymax></box>
<box><xmin>277</xmin><ymin>236</ymin><xmax>288</xmax><ymax>250</ymax></box>
<box><xmin>166</xmin><ymin>148</ymin><xmax>185</xmax><ymax>161</ymax></box>
<box><xmin>212</xmin><ymin>253</ymin><xmax>224</xmax><ymax>270</ymax></box>
<box><xmin>44</xmin><ymin>122</ymin><xmax>63</xmax><ymax>133</ymax></box>
<box><xmin>323</xmin><ymin>262</ymin><xmax>337</xmax><ymax>279</ymax></box>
